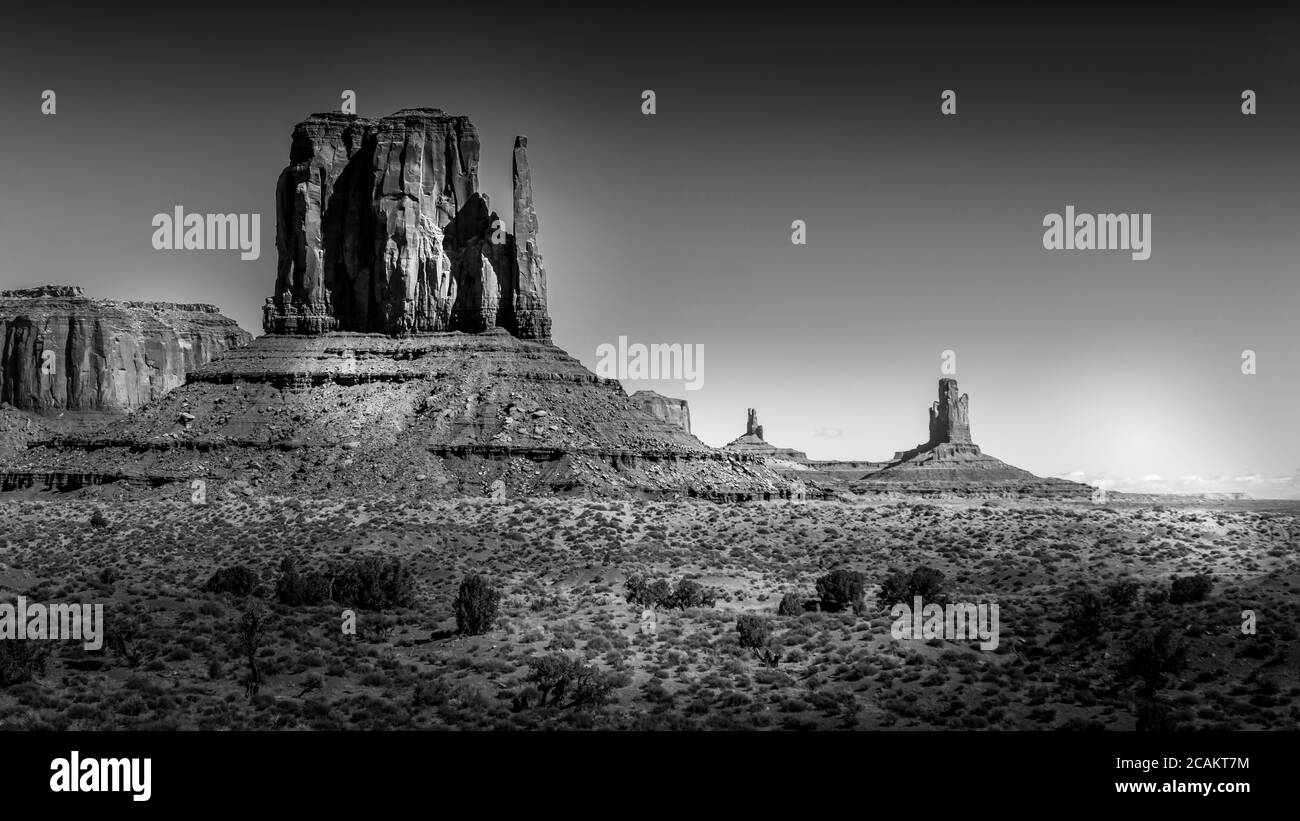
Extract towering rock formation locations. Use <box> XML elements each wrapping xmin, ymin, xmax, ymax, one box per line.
<box><xmin>927</xmin><ymin>378</ymin><xmax>971</xmax><ymax>446</ymax></box>
<box><xmin>854</xmin><ymin>378</ymin><xmax>1088</xmax><ymax>497</ymax></box>
<box><xmin>0</xmin><ymin>286</ymin><xmax>251</xmax><ymax>417</ymax></box>
<box><xmin>630</xmin><ymin>390</ymin><xmax>691</xmax><ymax>434</ymax></box>
<box><xmin>512</xmin><ymin>137</ymin><xmax>551</xmax><ymax>341</ymax></box>
<box><xmin>725</xmin><ymin>408</ymin><xmax>807</xmax><ymax>460</ymax></box>
<box><xmin>6</xmin><ymin>107</ymin><xmax>801</xmax><ymax>502</ymax></box>
<box><xmin>264</xmin><ymin>109</ymin><xmax>551</xmax><ymax>340</ymax></box>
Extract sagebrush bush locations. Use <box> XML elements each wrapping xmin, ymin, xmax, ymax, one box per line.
<box><xmin>454</xmin><ymin>574</ymin><xmax>500</xmax><ymax>635</ymax></box>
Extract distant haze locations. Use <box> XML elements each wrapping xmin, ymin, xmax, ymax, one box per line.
<box><xmin>2</xmin><ymin>4</ymin><xmax>1296</xmax><ymax>497</ymax></box>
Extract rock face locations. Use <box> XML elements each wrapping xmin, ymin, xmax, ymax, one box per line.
<box><xmin>264</xmin><ymin>109</ymin><xmax>551</xmax><ymax>340</ymax></box>
<box><xmin>928</xmin><ymin>378</ymin><xmax>971</xmax><ymax>445</ymax></box>
<box><xmin>746</xmin><ymin>408</ymin><xmax>763</xmax><ymax>440</ymax></box>
<box><xmin>0</xmin><ymin>286</ymin><xmax>251</xmax><ymax>417</ymax></box>
<box><xmin>630</xmin><ymin>390</ymin><xmax>691</xmax><ymax>433</ymax></box>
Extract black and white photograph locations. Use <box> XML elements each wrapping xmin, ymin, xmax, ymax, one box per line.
<box><xmin>0</xmin><ymin>0</ymin><xmax>1294</xmax><ymax>807</ymax></box>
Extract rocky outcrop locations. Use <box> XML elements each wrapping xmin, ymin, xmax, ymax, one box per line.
<box><xmin>854</xmin><ymin>378</ymin><xmax>1090</xmax><ymax>497</ymax></box>
<box><xmin>22</xmin><ymin>330</ymin><xmax>803</xmax><ymax>500</ymax></box>
<box><xmin>4</xmin><ymin>108</ymin><xmax>804</xmax><ymax>502</ymax></box>
<box><xmin>928</xmin><ymin>378</ymin><xmax>971</xmax><ymax>445</ymax></box>
<box><xmin>0</xmin><ymin>286</ymin><xmax>251</xmax><ymax>417</ymax></box>
<box><xmin>724</xmin><ymin>408</ymin><xmax>808</xmax><ymax>461</ymax></box>
<box><xmin>630</xmin><ymin>390</ymin><xmax>691</xmax><ymax>433</ymax></box>
<box><xmin>265</xmin><ymin>109</ymin><xmax>551</xmax><ymax>340</ymax></box>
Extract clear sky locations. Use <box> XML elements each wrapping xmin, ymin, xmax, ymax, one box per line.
<box><xmin>2</xmin><ymin>3</ymin><xmax>1296</xmax><ymax>497</ymax></box>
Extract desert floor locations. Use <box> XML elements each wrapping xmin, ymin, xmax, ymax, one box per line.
<box><xmin>0</xmin><ymin>491</ymin><xmax>1297</xmax><ymax>730</ymax></box>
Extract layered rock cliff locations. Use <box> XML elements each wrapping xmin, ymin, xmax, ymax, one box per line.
<box><xmin>265</xmin><ymin>109</ymin><xmax>551</xmax><ymax>340</ymax></box>
<box><xmin>0</xmin><ymin>286</ymin><xmax>251</xmax><ymax>416</ymax></box>
<box><xmin>630</xmin><ymin>390</ymin><xmax>691</xmax><ymax>434</ymax></box>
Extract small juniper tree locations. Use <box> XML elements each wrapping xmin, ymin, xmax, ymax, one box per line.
<box><xmin>454</xmin><ymin>574</ymin><xmax>501</xmax><ymax>635</ymax></box>
<box><xmin>736</xmin><ymin>614</ymin><xmax>779</xmax><ymax>666</ymax></box>
<box><xmin>238</xmin><ymin>605</ymin><xmax>269</xmax><ymax>699</ymax></box>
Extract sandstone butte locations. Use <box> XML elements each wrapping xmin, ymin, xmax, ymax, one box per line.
<box><xmin>2</xmin><ymin>108</ymin><xmax>799</xmax><ymax>502</ymax></box>
<box><xmin>731</xmin><ymin>378</ymin><xmax>1089</xmax><ymax>498</ymax></box>
<box><xmin>0</xmin><ymin>285</ymin><xmax>250</xmax><ymax>420</ymax></box>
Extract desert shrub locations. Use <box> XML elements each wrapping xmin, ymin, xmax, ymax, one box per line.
<box><xmin>626</xmin><ymin>576</ymin><xmax>714</xmax><ymax>610</ymax></box>
<box><xmin>669</xmin><ymin>580</ymin><xmax>716</xmax><ymax>609</ymax></box>
<box><xmin>98</xmin><ymin>567</ymin><xmax>122</xmax><ymax>586</ymax></box>
<box><xmin>1116</xmin><ymin>626</ymin><xmax>1187</xmax><ymax>697</ymax></box>
<box><xmin>876</xmin><ymin>566</ymin><xmax>947</xmax><ymax>610</ymax></box>
<box><xmin>1144</xmin><ymin>587</ymin><xmax>1169</xmax><ymax>606</ymax></box>
<box><xmin>237</xmin><ymin>605</ymin><xmax>269</xmax><ymax>698</ymax></box>
<box><xmin>1169</xmin><ymin>573</ymin><xmax>1214</xmax><ymax>604</ymax></box>
<box><xmin>523</xmin><ymin>654</ymin><xmax>621</xmax><ymax>709</ymax></box>
<box><xmin>203</xmin><ymin>564</ymin><xmax>260</xmax><ymax>598</ymax></box>
<box><xmin>736</xmin><ymin>614</ymin><xmax>771</xmax><ymax>649</ymax></box>
<box><xmin>1058</xmin><ymin>590</ymin><xmax>1105</xmax><ymax>642</ymax></box>
<box><xmin>0</xmin><ymin>641</ymin><xmax>49</xmax><ymax>687</ymax></box>
<box><xmin>333</xmin><ymin>556</ymin><xmax>415</xmax><ymax>610</ymax></box>
<box><xmin>454</xmin><ymin>575</ymin><xmax>501</xmax><ymax>635</ymax></box>
<box><xmin>816</xmin><ymin>569</ymin><xmax>867</xmax><ymax>612</ymax></box>
<box><xmin>89</xmin><ymin>509</ymin><xmax>109</xmax><ymax>529</ymax></box>
<box><xmin>1104</xmin><ymin>579</ymin><xmax>1140</xmax><ymax>608</ymax></box>
<box><xmin>274</xmin><ymin>558</ymin><xmax>328</xmax><ymax>607</ymax></box>
<box><xmin>1135</xmin><ymin>698</ymin><xmax>1179</xmax><ymax>732</ymax></box>
<box><xmin>624</xmin><ymin>576</ymin><xmax>673</xmax><ymax>609</ymax></box>
<box><xmin>736</xmin><ymin>614</ymin><xmax>779</xmax><ymax>666</ymax></box>
<box><xmin>777</xmin><ymin>592</ymin><xmax>804</xmax><ymax>616</ymax></box>
<box><xmin>106</xmin><ymin>612</ymin><xmax>158</xmax><ymax>668</ymax></box>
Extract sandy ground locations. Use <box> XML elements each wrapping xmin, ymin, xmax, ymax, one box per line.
<box><xmin>0</xmin><ymin>491</ymin><xmax>1296</xmax><ymax>730</ymax></box>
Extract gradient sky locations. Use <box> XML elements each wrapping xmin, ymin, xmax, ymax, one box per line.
<box><xmin>2</xmin><ymin>4</ymin><xmax>1296</xmax><ymax>497</ymax></box>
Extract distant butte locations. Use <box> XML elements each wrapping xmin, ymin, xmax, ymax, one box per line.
<box><xmin>723</xmin><ymin>408</ymin><xmax>809</xmax><ymax>461</ymax></box>
<box><xmin>733</xmin><ymin>379</ymin><xmax>1090</xmax><ymax>498</ymax></box>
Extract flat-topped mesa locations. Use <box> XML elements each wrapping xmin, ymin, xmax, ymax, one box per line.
<box><xmin>264</xmin><ymin>108</ymin><xmax>552</xmax><ymax>341</ymax></box>
<box><xmin>631</xmin><ymin>390</ymin><xmax>691</xmax><ymax>434</ymax></box>
<box><xmin>928</xmin><ymin>377</ymin><xmax>972</xmax><ymax>446</ymax></box>
<box><xmin>0</xmin><ymin>286</ymin><xmax>251</xmax><ymax>416</ymax></box>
